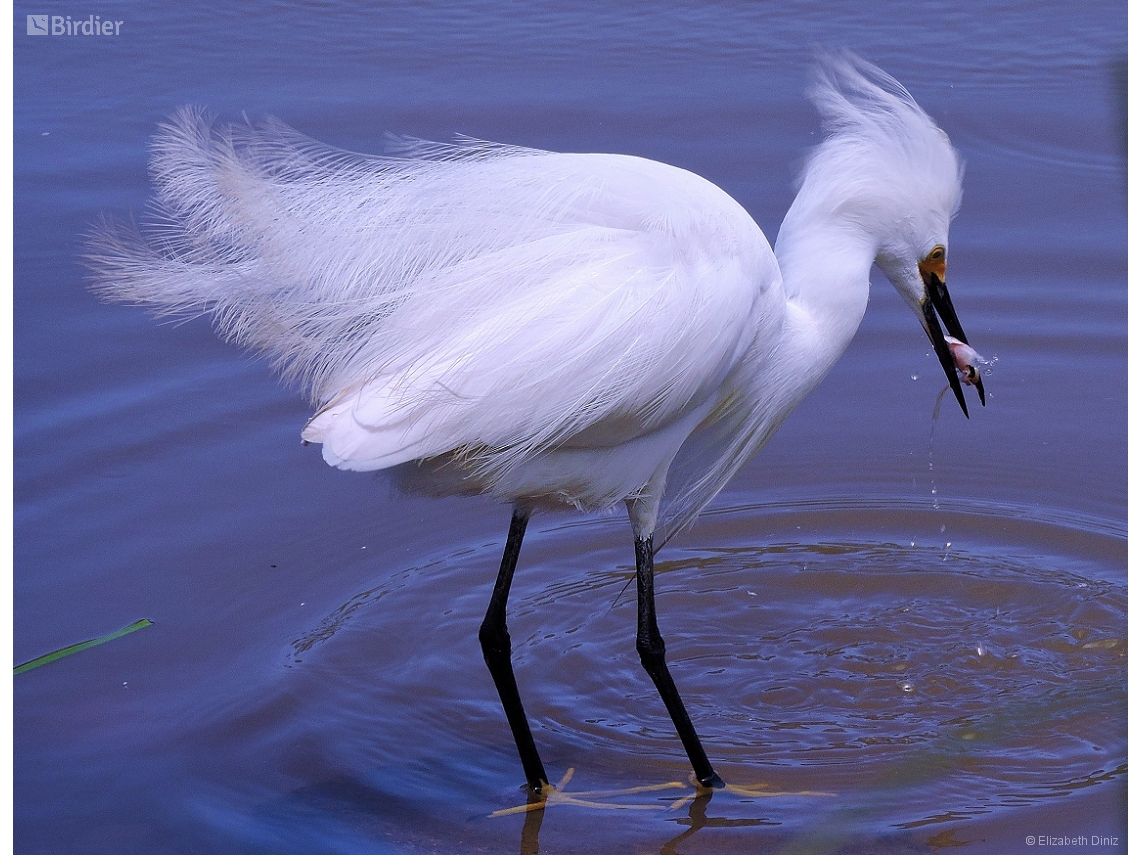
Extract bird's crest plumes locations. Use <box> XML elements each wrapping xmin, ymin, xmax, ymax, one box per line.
<box><xmin>789</xmin><ymin>51</ymin><xmax>963</xmax><ymax>243</ymax></box>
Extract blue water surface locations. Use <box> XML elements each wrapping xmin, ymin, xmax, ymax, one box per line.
<box><xmin>14</xmin><ymin>3</ymin><xmax>1126</xmax><ymax>854</ymax></box>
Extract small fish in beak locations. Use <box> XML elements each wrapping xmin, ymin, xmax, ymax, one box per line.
<box><xmin>945</xmin><ymin>336</ymin><xmax>985</xmax><ymax>387</ymax></box>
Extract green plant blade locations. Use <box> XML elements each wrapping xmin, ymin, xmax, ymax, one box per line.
<box><xmin>14</xmin><ymin>619</ymin><xmax>154</xmax><ymax>676</ymax></box>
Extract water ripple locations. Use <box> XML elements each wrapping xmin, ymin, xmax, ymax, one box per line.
<box><xmin>278</xmin><ymin>498</ymin><xmax>1124</xmax><ymax>835</ymax></box>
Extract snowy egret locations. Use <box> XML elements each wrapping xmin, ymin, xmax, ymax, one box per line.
<box><xmin>87</xmin><ymin>52</ymin><xmax>984</xmax><ymax>795</ymax></box>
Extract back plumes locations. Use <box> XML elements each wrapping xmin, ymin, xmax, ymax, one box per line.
<box><xmin>86</xmin><ymin>106</ymin><xmax>768</xmax><ymax>520</ymax></box>
<box><xmin>86</xmin><ymin>108</ymin><xmax>574</xmax><ymax>403</ymax></box>
<box><xmin>785</xmin><ymin>51</ymin><xmax>963</xmax><ymax>244</ymax></box>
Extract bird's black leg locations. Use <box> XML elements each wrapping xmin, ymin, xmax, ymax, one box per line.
<box><xmin>479</xmin><ymin>508</ymin><xmax>549</xmax><ymax>795</ymax></box>
<box><xmin>634</xmin><ymin>535</ymin><xmax>724</xmax><ymax>788</ymax></box>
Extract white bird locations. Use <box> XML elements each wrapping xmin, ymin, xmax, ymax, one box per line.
<box><xmin>86</xmin><ymin>52</ymin><xmax>984</xmax><ymax>795</ymax></box>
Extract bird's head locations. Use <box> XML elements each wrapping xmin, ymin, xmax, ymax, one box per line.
<box><xmin>876</xmin><ymin>238</ymin><xmax>984</xmax><ymax>417</ymax></box>
<box><xmin>804</xmin><ymin>51</ymin><xmax>984</xmax><ymax>417</ymax></box>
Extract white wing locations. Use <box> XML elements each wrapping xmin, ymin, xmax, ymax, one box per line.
<box><xmin>87</xmin><ymin>110</ymin><xmax>781</xmax><ymax>506</ymax></box>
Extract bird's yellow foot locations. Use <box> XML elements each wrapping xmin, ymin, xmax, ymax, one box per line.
<box><xmin>719</xmin><ymin>779</ymin><xmax>835</xmax><ymax>799</ymax></box>
<box><xmin>489</xmin><ymin>770</ymin><xmax>833</xmax><ymax>817</ymax></box>
<box><xmin>490</xmin><ymin>768</ymin><xmax>693</xmax><ymax>817</ymax></box>
<box><xmin>673</xmin><ymin>773</ymin><xmax>834</xmax><ymax>805</ymax></box>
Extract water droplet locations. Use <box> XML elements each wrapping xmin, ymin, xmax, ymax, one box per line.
<box><xmin>900</xmin><ymin>681</ymin><xmax>915</xmax><ymax>693</ymax></box>
<box><xmin>910</xmin><ymin>372</ymin><xmax>919</xmax><ymax>381</ymax></box>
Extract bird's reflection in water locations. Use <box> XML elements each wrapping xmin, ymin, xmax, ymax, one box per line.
<box><xmin>518</xmin><ymin>790</ymin><xmax>544</xmax><ymax>855</ymax></box>
<box><xmin>509</xmin><ymin>772</ymin><xmax>801</xmax><ymax>855</ymax></box>
<box><xmin>516</xmin><ymin>787</ymin><xmax>779</xmax><ymax>855</ymax></box>
<box><xmin>659</xmin><ymin>791</ymin><xmax>779</xmax><ymax>855</ymax></box>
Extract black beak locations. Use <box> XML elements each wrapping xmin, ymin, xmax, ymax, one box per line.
<box><xmin>920</xmin><ymin>271</ymin><xmax>985</xmax><ymax>418</ymax></box>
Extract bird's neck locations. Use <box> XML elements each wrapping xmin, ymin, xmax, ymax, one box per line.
<box><xmin>773</xmin><ymin>214</ymin><xmax>876</xmax><ymax>377</ymax></box>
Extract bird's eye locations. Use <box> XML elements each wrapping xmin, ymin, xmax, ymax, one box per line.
<box><xmin>928</xmin><ymin>246</ymin><xmax>945</xmax><ymax>261</ymax></box>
